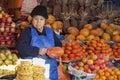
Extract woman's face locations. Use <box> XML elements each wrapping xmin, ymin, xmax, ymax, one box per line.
<box><xmin>32</xmin><ymin>15</ymin><xmax>46</xmax><ymax>32</ymax></box>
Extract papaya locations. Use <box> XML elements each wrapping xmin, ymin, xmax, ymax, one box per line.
<box><xmin>102</xmin><ymin>33</ymin><xmax>111</xmax><ymax>41</ymax></box>
<box><xmin>67</xmin><ymin>27</ymin><xmax>79</xmax><ymax>36</ymax></box>
<box><xmin>112</xmin><ymin>35</ymin><xmax>120</xmax><ymax>42</ymax></box>
<box><xmin>76</xmin><ymin>35</ymin><xmax>86</xmax><ymax>41</ymax></box>
<box><xmin>86</xmin><ymin>35</ymin><xmax>95</xmax><ymax>41</ymax></box>
<box><xmin>83</xmin><ymin>24</ymin><xmax>92</xmax><ymax>30</ymax></box>
<box><xmin>80</xmin><ymin>29</ymin><xmax>89</xmax><ymax>37</ymax></box>
<box><xmin>96</xmin><ymin>28</ymin><xmax>104</xmax><ymax>36</ymax></box>
<box><xmin>100</xmin><ymin>23</ymin><xmax>108</xmax><ymax>29</ymax></box>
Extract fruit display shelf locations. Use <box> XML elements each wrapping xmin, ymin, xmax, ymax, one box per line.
<box><xmin>57</xmin><ymin>59</ymin><xmax>82</xmax><ymax>64</ymax></box>
<box><xmin>0</xmin><ymin>45</ymin><xmax>15</xmax><ymax>49</ymax></box>
<box><xmin>110</xmin><ymin>58</ymin><xmax>120</xmax><ymax>69</ymax></box>
<box><xmin>0</xmin><ymin>74</ymin><xmax>16</xmax><ymax>80</ymax></box>
<box><xmin>68</xmin><ymin>64</ymin><xmax>96</xmax><ymax>80</ymax></box>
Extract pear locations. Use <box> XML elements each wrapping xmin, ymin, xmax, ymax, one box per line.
<box><xmin>13</xmin><ymin>61</ymin><xmax>17</xmax><ymax>65</ymax></box>
<box><xmin>12</xmin><ymin>54</ymin><xmax>18</xmax><ymax>60</ymax></box>
<box><xmin>5</xmin><ymin>59</ymin><xmax>12</xmax><ymax>65</ymax></box>
<box><xmin>5</xmin><ymin>50</ymin><xmax>11</xmax><ymax>56</ymax></box>
<box><xmin>8</xmin><ymin>55</ymin><xmax>13</xmax><ymax>60</ymax></box>
<box><xmin>12</xmin><ymin>58</ymin><xmax>18</xmax><ymax>65</ymax></box>
<box><xmin>0</xmin><ymin>53</ymin><xmax>6</xmax><ymax>60</ymax></box>
<box><xmin>0</xmin><ymin>59</ymin><xmax>3</xmax><ymax>65</ymax></box>
<box><xmin>9</xmin><ymin>60</ymin><xmax>13</xmax><ymax>65</ymax></box>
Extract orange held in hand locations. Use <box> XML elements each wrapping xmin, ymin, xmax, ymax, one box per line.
<box><xmin>47</xmin><ymin>47</ymin><xmax>64</xmax><ymax>58</ymax></box>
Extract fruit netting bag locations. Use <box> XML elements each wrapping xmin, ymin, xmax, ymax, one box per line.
<box><xmin>58</xmin><ymin>58</ymin><xmax>70</xmax><ymax>80</ymax></box>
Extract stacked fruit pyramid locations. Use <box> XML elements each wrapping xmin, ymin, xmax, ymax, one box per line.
<box><xmin>62</xmin><ymin>41</ymin><xmax>87</xmax><ymax>61</ymax></box>
<box><xmin>0</xmin><ymin>7</ymin><xmax>16</xmax><ymax>46</ymax></box>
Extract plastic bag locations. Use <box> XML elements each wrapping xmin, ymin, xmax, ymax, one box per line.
<box><xmin>58</xmin><ymin>58</ymin><xmax>70</xmax><ymax>80</ymax></box>
<box><xmin>21</xmin><ymin>0</ymin><xmax>38</xmax><ymax>13</ymax></box>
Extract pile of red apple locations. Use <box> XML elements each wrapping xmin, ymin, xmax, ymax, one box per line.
<box><xmin>73</xmin><ymin>54</ymin><xmax>109</xmax><ymax>73</ymax></box>
<box><xmin>0</xmin><ymin>7</ymin><xmax>16</xmax><ymax>46</ymax></box>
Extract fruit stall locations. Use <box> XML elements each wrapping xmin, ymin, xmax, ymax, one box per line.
<box><xmin>0</xmin><ymin>0</ymin><xmax>120</xmax><ymax>80</ymax></box>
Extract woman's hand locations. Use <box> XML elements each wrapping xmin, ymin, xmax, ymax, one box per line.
<box><xmin>48</xmin><ymin>54</ymin><xmax>58</xmax><ymax>59</ymax></box>
<box><xmin>39</xmin><ymin>48</ymin><xmax>47</xmax><ymax>55</ymax></box>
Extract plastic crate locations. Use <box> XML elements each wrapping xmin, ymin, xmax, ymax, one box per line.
<box><xmin>71</xmin><ymin>75</ymin><xmax>95</xmax><ymax>80</ymax></box>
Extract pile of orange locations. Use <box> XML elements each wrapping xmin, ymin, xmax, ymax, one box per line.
<box><xmin>85</xmin><ymin>38</ymin><xmax>113</xmax><ymax>55</ymax></box>
<box><xmin>62</xmin><ymin>41</ymin><xmax>87</xmax><ymax>61</ymax></box>
<box><xmin>93</xmin><ymin>67</ymin><xmax>120</xmax><ymax>80</ymax></box>
<box><xmin>110</xmin><ymin>43</ymin><xmax>120</xmax><ymax>59</ymax></box>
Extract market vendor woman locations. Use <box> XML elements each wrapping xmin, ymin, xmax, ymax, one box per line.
<box><xmin>16</xmin><ymin>5</ymin><xmax>62</xmax><ymax>80</ymax></box>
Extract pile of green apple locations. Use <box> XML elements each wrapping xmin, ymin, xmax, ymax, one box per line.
<box><xmin>73</xmin><ymin>54</ymin><xmax>109</xmax><ymax>73</ymax></box>
<box><xmin>0</xmin><ymin>49</ymin><xmax>18</xmax><ymax>66</ymax></box>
